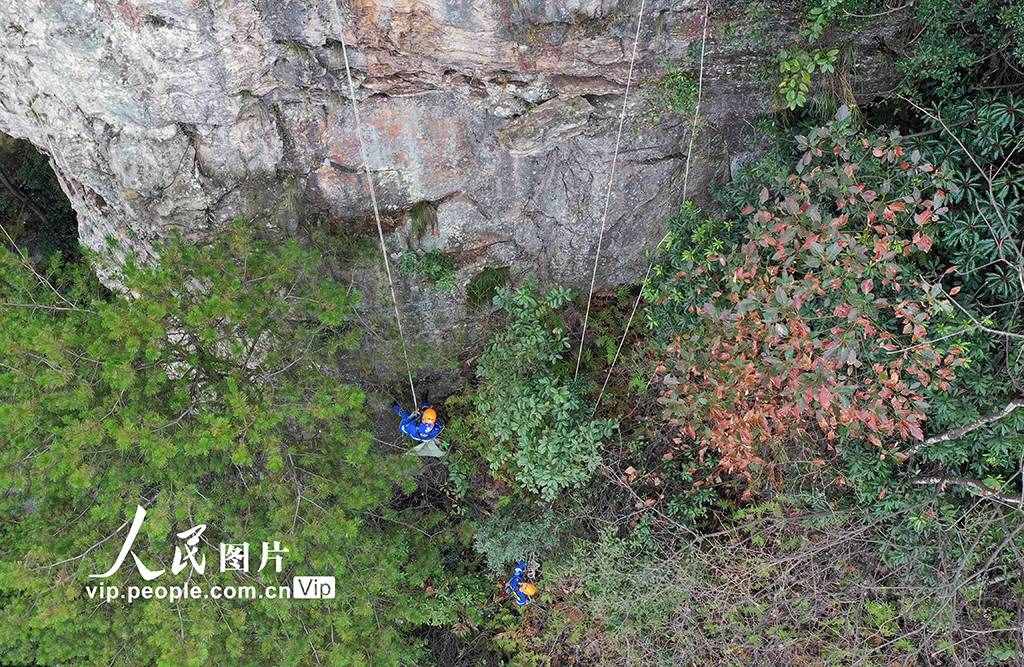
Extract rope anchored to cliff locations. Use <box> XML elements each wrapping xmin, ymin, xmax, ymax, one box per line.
<box><xmin>336</xmin><ymin>24</ymin><xmax>419</xmax><ymax>409</ymax></box>
<box><xmin>593</xmin><ymin>0</ymin><xmax>711</xmax><ymax>414</ymax></box>
<box><xmin>574</xmin><ymin>0</ymin><xmax>649</xmax><ymax>381</ymax></box>
<box><xmin>331</xmin><ymin>0</ymin><xmax>706</xmax><ymax>426</ymax></box>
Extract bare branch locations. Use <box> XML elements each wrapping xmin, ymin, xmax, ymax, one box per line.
<box><xmin>843</xmin><ymin>2</ymin><xmax>913</xmax><ymax>18</ymax></box>
<box><xmin>910</xmin><ymin>398</ymin><xmax>1024</xmax><ymax>455</ymax></box>
<box><xmin>0</xmin><ymin>300</ymin><xmax>83</xmax><ymax>312</ymax></box>
<box><xmin>913</xmin><ymin>476</ymin><xmax>1024</xmax><ymax>507</ymax></box>
<box><xmin>40</xmin><ymin>520</ymin><xmax>129</xmax><ymax>570</ymax></box>
<box><xmin>939</xmin><ymin>285</ymin><xmax>1024</xmax><ymax>340</ymax></box>
<box><xmin>0</xmin><ymin>164</ymin><xmax>48</xmax><ymax>226</ymax></box>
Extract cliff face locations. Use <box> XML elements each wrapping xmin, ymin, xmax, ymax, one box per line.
<box><xmin>0</xmin><ymin>0</ymin><xmax>900</xmax><ymax>379</ymax></box>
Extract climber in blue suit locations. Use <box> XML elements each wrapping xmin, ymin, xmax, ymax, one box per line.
<box><xmin>505</xmin><ymin>560</ymin><xmax>537</xmax><ymax>606</ymax></box>
<box><xmin>391</xmin><ymin>401</ymin><xmax>443</xmax><ymax>442</ymax></box>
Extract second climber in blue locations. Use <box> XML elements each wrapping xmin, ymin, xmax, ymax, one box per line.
<box><xmin>391</xmin><ymin>401</ymin><xmax>443</xmax><ymax>442</ymax></box>
<box><xmin>505</xmin><ymin>560</ymin><xmax>537</xmax><ymax>606</ymax></box>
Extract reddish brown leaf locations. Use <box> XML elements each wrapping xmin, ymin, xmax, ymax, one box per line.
<box><xmin>912</xmin><ymin>233</ymin><xmax>933</xmax><ymax>252</ymax></box>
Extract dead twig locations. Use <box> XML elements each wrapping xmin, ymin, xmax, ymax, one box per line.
<box><xmin>912</xmin><ymin>476</ymin><xmax>1024</xmax><ymax>507</ymax></box>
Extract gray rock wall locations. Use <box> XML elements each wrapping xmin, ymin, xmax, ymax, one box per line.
<box><xmin>0</xmin><ymin>0</ymin><xmax>901</xmax><ymax>385</ymax></box>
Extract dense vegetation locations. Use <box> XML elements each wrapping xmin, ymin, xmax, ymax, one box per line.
<box><xmin>3</xmin><ymin>0</ymin><xmax>1024</xmax><ymax>664</ymax></box>
<box><xmin>0</xmin><ymin>227</ymin><xmax>495</xmax><ymax>664</ymax></box>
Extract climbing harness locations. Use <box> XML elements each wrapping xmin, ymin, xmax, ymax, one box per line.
<box><xmin>593</xmin><ymin>0</ymin><xmax>711</xmax><ymax>414</ymax></box>
<box><xmin>574</xmin><ymin>0</ymin><xmax>649</xmax><ymax>381</ymax></box>
<box><xmin>335</xmin><ymin>9</ymin><xmax>419</xmax><ymax>410</ymax></box>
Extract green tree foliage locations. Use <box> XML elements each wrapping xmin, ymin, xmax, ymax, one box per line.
<box><xmin>1006</xmin><ymin>1</ymin><xmax>1024</xmax><ymax>64</ymax></box>
<box><xmin>898</xmin><ymin>0</ymin><xmax>1024</xmax><ymax>94</ymax></box>
<box><xmin>892</xmin><ymin>91</ymin><xmax>1024</xmax><ymax>490</ymax></box>
<box><xmin>473</xmin><ymin>285</ymin><xmax>617</xmax><ymax>501</ymax></box>
<box><xmin>0</xmin><ymin>226</ymin><xmax>468</xmax><ymax>665</ymax></box>
<box><xmin>917</xmin><ymin>94</ymin><xmax>1024</xmax><ymax>315</ymax></box>
<box><xmin>472</xmin><ymin>509</ymin><xmax>568</xmax><ymax>573</ymax></box>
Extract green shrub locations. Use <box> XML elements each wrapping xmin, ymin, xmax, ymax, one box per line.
<box><xmin>472</xmin><ymin>509</ymin><xmax>569</xmax><ymax>573</ymax></box>
<box><xmin>651</xmin><ymin>67</ymin><xmax>699</xmax><ymax>117</ymax></box>
<box><xmin>474</xmin><ymin>284</ymin><xmax>617</xmax><ymax>500</ymax></box>
<box><xmin>713</xmin><ymin>118</ymin><xmax>790</xmax><ymax>213</ymax></box>
<box><xmin>649</xmin><ymin>110</ymin><xmax>978</xmax><ymax>488</ymax></box>
<box><xmin>803</xmin><ymin>0</ymin><xmax>856</xmax><ymax>42</ymax></box>
<box><xmin>895</xmin><ymin>91</ymin><xmax>1024</xmax><ymax>484</ymax></box>
<box><xmin>896</xmin><ymin>0</ymin><xmax>1019</xmax><ymax>93</ymax></box>
<box><xmin>918</xmin><ymin>94</ymin><xmax>1024</xmax><ymax>311</ymax></box>
<box><xmin>643</xmin><ymin>200</ymin><xmax>739</xmax><ymax>336</ymax></box>
<box><xmin>1005</xmin><ymin>1</ymin><xmax>1024</xmax><ymax>65</ymax></box>
<box><xmin>776</xmin><ymin>47</ymin><xmax>839</xmax><ymax>110</ymax></box>
<box><xmin>541</xmin><ymin>530</ymin><xmax>685</xmax><ymax>664</ymax></box>
<box><xmin>399</xmin><ymin>248</ymin><xmax>458</xmax><ymax>291</ymax></box>
<box><xmin>466</xmin><ymin>265</ymin><xmax>511</xmax><ymax>309</ymax></box>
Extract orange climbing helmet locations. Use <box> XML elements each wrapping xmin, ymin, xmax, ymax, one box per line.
<box><xmin>421</xmin><ymin>407</ymin><xmax>438</xmax><ymax>425</ymax></box>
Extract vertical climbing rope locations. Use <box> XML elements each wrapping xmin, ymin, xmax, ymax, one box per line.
<box><xmin>574</xmin><ymin>0</ymin><xmax>649</xmax><ymax>381</ymax></box>
<box><xmin>593</xmin><ymin>0</ymin><xmax>711</xmax><ymax>413</ymax></box>
<box><xmin>336</xmin><ymin>23</ymin><xmax>419</xmax><ymax>407</ymax></box>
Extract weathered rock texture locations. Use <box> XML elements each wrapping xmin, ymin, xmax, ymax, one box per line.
<box><xmin>0</xmin><ymin>0</ymin><xmax>900</xmax><ymax>384</ymax></box>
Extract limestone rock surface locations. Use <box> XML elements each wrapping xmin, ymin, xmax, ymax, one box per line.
<box><xmin>0</xmin><ymin>0</ymin><xmax>902</xmax><ymax>383</ymax></box>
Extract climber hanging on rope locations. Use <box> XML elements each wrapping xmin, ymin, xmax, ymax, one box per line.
<box><xmin>505</xmin><ymin>560</ymin><xmax>538</xmax><ymax>607</ymax></box>
<box><xmin>391</xmin><ymin>399</ymin><xmax>445</xmax><ymax>457</ymax></box>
